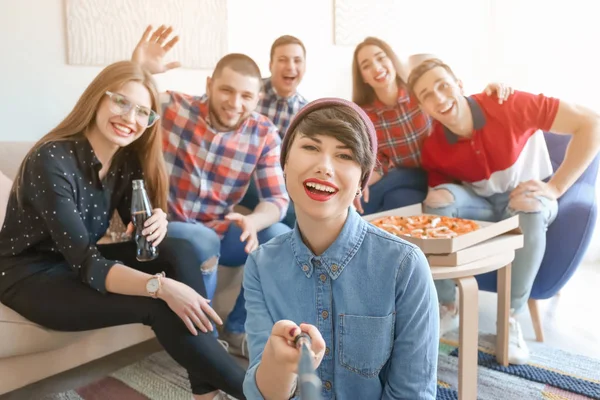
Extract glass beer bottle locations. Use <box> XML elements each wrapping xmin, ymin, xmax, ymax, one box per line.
<box><xmin>131</xmin><ymin>179</ymin><xmax>159</xmax><ymax>262</ymax></box>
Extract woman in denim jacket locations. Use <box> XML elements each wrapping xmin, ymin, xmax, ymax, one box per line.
<box><xmin>242</xmin><ymin>98</ymin><xmax>439</xmax><ymax>400</ymax></box>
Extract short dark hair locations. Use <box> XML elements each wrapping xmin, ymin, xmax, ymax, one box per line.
<box><xmin>270</xmin><ymin>35</ymin><xmax>306</xmax><ymax>63</ymax></box>
<box><xmin>212</xmin><ymin>53</ymin><xmax>262</xmax><ymax>81</ymax></box>
<box><xmin>281</xmin><ymin>105</ymin><xmax>375</xmax><ymax>185</ymax></box>
<box><xmin>407</xmin><ymin>58</ymin><xmax>458</xmax><ymax>100</ymax></box>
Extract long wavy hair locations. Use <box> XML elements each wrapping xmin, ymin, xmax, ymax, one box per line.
<box><xmin>351</xmin><ymin>37</ymin><xmax>406</xmax><ymax>106</ymax></box>
<box><xmin>13</xmin><ymin>61</ymin><xmax>168</xmax><ymax>210</ymax></box>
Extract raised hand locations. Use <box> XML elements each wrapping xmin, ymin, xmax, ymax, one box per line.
<box><xmin>132</xmin><ymin>25</ymin><xmax>181</xmax><ymax>74</ymax></box>
<box><xmin>225</xmin><ymin>212</ymin><xmax>259</xmax><ymax>253</ymax></box>
<box><xmin>484</xmin><ymin>82</ymin><xmax>515</xmax><ymax>104</ymax></box>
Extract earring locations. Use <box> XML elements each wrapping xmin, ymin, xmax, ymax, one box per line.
<box><xmin>283</xmin><ymin>172</ymin><xmax>286</xmax><ymax>179</ymax></box>
<box><xmin>356</xmin><ymin>188</ymin><xmax>362</xmax><ymax>197</ymax></box>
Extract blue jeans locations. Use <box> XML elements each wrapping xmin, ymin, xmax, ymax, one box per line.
<box><xmin>361</xmin><ymin>168</ymin><xmax>428</xmax><ymax>215</ymax></box>
<box><xmin>424</xmin><ymin>184</ymin><xmax>558</xmax><ymax>313</ymax></box>
<box><xmin>167</xmin><ymin>220</ymin><xmax>290</xmax><ymax>333</ymax></box>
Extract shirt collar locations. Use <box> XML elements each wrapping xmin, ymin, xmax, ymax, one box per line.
<box><xmin>197</xmin><ymin>95</ymin><xmax>219</xmax><ymax>131</ymax></box>
<box><xmin>72</xmin><ymin>135</ymin><xmax>103</xmax><ymax>176</ymax></box>
<box><xmin>370</xmin><ymin>86</ymin><xmax>411</xmax><ymax>111</ymax></box>
<box><xmin>290</xmin><ymin>207</ymin><xmax>368</xmax><ymax>280</ymax></box>
<box><xmin>443</xmin><ymin>96</ymin><xmax>487</xmax><ymax>144</ymax></box>
<box><xmin>263</xmin><ymin>77</ymin><xmax>302</xmax><ymax>106</ymax></box>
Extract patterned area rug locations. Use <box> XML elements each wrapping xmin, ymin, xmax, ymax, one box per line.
<box><xmin>44</xmin><ymin>332</ymin><xmax>600</xmax><ymax>400</ymax></box>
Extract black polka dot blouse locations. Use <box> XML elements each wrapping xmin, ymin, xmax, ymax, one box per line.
<box><xmin>0</xmin><ymin>136</ymin><xmax>142</xmax><ymax>295</ymax></box>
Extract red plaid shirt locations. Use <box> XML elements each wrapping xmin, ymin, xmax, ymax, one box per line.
<box><xmin>362</xmin><ymin>88</ymin><xmax>432</xmax><ymax>174</ymax></box>
<box><xmin>160</xmin><ymin>91</ymin><xmax>289</xmax><ymax>237</ymax></box>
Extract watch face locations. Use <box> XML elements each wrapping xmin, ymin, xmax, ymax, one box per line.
<box><xmin>147</xmin><ymin>278</ymin><xmax>159</xmax><ymax>293</ymax></box>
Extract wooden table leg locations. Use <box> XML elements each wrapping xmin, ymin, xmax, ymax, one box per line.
<box><xmin>456</xmin><ymin>276</ymin><xmax>479</xmax><ymax>400</ymax></box>
<box><xmin>496</xmin><ymin>263</ymin><xmax>511</xmax><ymax>366</ymax></box>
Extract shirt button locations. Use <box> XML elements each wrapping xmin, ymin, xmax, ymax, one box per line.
<box><xmin>324</xmin><ymin>381</ymin><xmax>332</xmax><ymax>390</ymax></box>
<box><xmin>313</xmin><ymin>259</ymin><xmax>321</xmax><ymax>267</ymax></box>
<box><xmin>320</xmin><ymin>274</ymin><xmax>327</xmax><ymax>282</ymax></box>
<box><xmin>321</xmin><ymin>310</ymin><xmax>329</xmax><ymax>319</ymax></box>
<box><xmin>325</xmin><ymin>347</ymin><xmax>330</xmax><ymax>356</ymax></box>
<box><xmin>331</xmin><ymin>264</ymin><xmax>339</xmax><ymax>272</ymax></box>
<box><xmin>302</xmin><ymin>265</ymin><xmax>309</xmax><ymax>272</ymax></box>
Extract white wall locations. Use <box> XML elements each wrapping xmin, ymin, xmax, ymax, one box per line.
<box><xmin>2</xmin><ymin>0</ymin><xmax>598</xmax><ymax>141</ymax></box>
<box><xmin>0</xmin><ymin>0</ymin><xmax>500</xmax><ymax>142</ymax></box>
<box><xmin>1</xmin><ymin>0</ymin><xmax>599</xmax><ymax>257</ymax></box>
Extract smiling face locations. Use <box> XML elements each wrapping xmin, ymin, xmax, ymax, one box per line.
<box><xmin>356</xmin><ymin>44</ymin><xmax>397</xmax><ymax>91</ymax></box>
<box><xmin>270</xmin><ymin>43</ymin><xmax>306</xmax><ymax>98</ymax></box>
<box><xmin>206</xmin><ymin>66</ymin><xmax>261</xmax><ymax>131</ymax></box>
<box><xmin>412</xmin><ymin>65</ymin><xmax>464</xmax><ymax>127</ymax></box>
<box><xmin>285</xmin><ymin>133</ymin><xmax>362</xmax><ymax>222</ymax></box>
<box><xmin>93</xmin><ymin>80</ymin><xmax>153</xmax><ymax>148</ymax></box>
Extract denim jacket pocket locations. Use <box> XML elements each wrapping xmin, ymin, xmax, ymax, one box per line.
<box><xmin>339</xmin><ymin>312</ymin><xmax>395</xmax><ymax>378</ymax></box>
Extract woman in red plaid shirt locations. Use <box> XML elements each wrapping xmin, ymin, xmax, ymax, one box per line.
<box><xmin>351</xmin><ymin>37</ymin><xmax>512</xmax><ymax>215</ymax></box>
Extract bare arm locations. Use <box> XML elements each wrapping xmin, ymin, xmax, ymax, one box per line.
<box><xmin>248</xmin><ymin>201</ymin><xmax>281</xmax><ymax>232</ymax></box>
<box><xmin>547</xmin><ymin>101</ymin><xmax>600</xmax><ymax>197</ymax></box>
<box><xmin>105</xmin><ymin>264</ymin><xmax>155</xmax><ymax>296</ymax></box>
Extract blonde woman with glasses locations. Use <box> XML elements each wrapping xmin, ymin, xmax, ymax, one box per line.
<box><xmin>0</xmin><ymin>61</ymin><xmax>245</xmax><ymax>400</ymax></box>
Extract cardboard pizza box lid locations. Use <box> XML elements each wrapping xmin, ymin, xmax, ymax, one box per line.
<box><xmin>426</xmin><ymin>233</ymin><xmax>524</xmax><ymax>266</ymax></box>
<box><xmin>363</xmin><ymin>203</ymin><xmax>522</xmax><ymax>255</ymax></box>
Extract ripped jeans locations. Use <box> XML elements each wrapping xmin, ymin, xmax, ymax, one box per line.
<box><xmin>167</xmin><ymin>220</ymin><xmax>290</xmax><ymax>334</ymax></box>
<box><xmin>424</xmin><ymin>184</ymin><xmax>558</xmax><ymax>314</ymax></box>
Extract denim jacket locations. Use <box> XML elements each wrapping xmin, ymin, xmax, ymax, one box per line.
<box><xmin>243</xmin><ymin>208</ymin><xmax>439</xmax><ymax>399</ymax></box>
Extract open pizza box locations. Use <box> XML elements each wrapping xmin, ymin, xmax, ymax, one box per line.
<box><xmin>363</xmin><ymin>203</ymin><xmax>523</xmax><ymax>266</ymax></box>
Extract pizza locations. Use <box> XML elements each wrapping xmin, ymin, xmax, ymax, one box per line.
<box><xmin>370</xmin><ymin>215</ymin><xmax>480</xmax><ymax>239</ymax></box>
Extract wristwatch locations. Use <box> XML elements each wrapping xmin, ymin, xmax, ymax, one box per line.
<box><xmin>146</xmin><ymin>272</ymin><xmax>166</xmax><ymax>298</ymax></box>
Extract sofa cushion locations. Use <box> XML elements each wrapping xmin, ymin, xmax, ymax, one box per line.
<box><xmin>0</xmin><ymin>172</ymin><xmax>12</xmax><ymax>228</ymax></box>
<box><xmin>0</xmin><ymin>302</ymin><xmax>91</xmax><ymax>358</ymax></box>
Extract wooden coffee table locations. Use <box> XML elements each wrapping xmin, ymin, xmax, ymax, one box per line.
<box><xmin>429</xmin><ymin>234</ymin><xmax>523</xmax><ymax>400</ymax></box>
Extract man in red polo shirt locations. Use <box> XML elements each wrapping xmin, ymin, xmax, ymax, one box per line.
<box><xmin>407</xmin><ymin>58</ymin><xmax>600</xmax><ymax>364</ymax></box>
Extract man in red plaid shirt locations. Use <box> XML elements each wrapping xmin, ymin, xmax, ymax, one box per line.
<box><xmin>132</xmin><ymin>26</ymin><xmax>290</xmax><ymax>358</ymax></box>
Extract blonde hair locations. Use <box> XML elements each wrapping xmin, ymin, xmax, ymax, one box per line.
<box><xmin>14</xmin><ymin>61</ymin><xmax>168</xmax><ymax>210</ymax></box>
<box><xmin>352</xmin><ymin>37</ymin><xmax>406</xmax><ymax>106</ymax></box>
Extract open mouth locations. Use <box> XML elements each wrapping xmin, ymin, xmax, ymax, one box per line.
<box><xmin>304</xmin><ymin>180</ymin><xmax>339</xmax><ymax>202</ymax></box>
<box><xmin>282</xmin><ymin>75</ymin><xmax>297</xmax><ymax>85</ymax></box>
<box><xmin>111</xmin><ymin>122</ymin><xmax>134</xmax><ymax>137</ymax></box>
<box><xmin>374</xmin><ymin>71</ymin><xmax>388</xmax><ymax>82</ymax></box>
<box><xmin>438</xmin><ymin>102</ymin><xmax>455</xmax><ymax>115</ymax></box>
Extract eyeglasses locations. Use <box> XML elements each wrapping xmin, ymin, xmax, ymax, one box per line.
<box><xmin>105</xmin><ymin>91</ymin><xmax>160</xmax><ymax>128</ymax></box>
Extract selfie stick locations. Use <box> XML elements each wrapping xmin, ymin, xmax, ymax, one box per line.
<box><xmin>294</xmin><ymin>332</ymin><xmax>322</xmax><ymax>400</ymax></box>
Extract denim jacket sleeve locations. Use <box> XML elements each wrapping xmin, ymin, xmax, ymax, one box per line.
<box><xmin>243</xmin><ymin>253</ymin><xmax>273</xmax><ymax>400</ymax></box>
<box><xmin>383</xmin><ymin>247</ymin><xmax>440</xmax><ymax>399</ymax></box>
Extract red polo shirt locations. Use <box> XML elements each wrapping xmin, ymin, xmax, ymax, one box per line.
<box><xmin>420</xmin><ymin>91</ymin><xmax>560</xmax><ymax>197</ymax></box>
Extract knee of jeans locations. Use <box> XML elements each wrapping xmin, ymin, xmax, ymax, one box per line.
<box><xmin>508</xmin><ymin>193</ymin><xmax>543</xmax><ymax>214</ymax></box>
<box><xmin>200</xmin><ymin>256</ymin><xmax>218</xmax><ymax>275</ymax></box>
<box><xmin>173</xmin><ymin>225</ymin><xmax>221</xmax><ymax>262</ymax></box>
<box><xmin>424</xmin><ymin>189</ymin><xmax>455</xmax><ymax>209</ymax></box>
